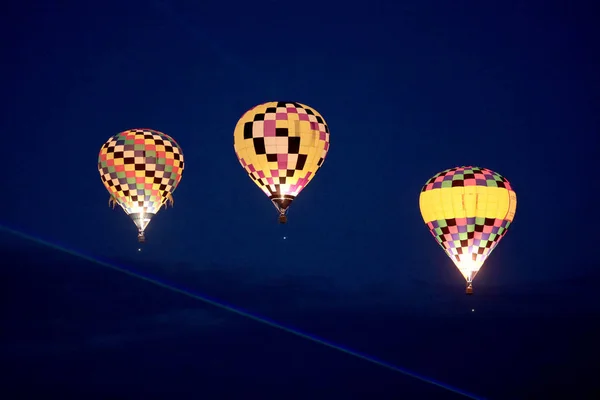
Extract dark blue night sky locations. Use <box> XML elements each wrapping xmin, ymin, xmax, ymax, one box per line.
<box><xmin>1</xmin><ymin>0</ymin><xmax>599</xmax><ymax>399</ymax></box>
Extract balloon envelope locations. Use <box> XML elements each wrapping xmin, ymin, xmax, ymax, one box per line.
<box><xmin>419</xmin><ymin>166</ymin><xmax>517</xmax><ymax>283</ymax></box>
<box><xmin>233</xmin><ymin>101</ymin><xmax>330</xmax><ymax>218</ymax></box>
<box><xmin>98</xmin><ymin>128</ymin><xmax>185</xmax><ymax>237</ymax></box>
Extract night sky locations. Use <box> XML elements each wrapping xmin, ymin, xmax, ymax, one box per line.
<box><xmin>1</xmin><ymin>0</ymin><xmax>599</xmax><ymax>399</ymax></box>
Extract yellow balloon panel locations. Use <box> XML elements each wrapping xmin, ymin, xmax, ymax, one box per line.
<box><xmin>419</xmin><ymin>186</ymin><xmax>516</xmax><ymax>223</ymax></box>
<box><xmin>233</xmin><ymin>101</ymin><xmax>330</xmax><ymax>200</ymax></box>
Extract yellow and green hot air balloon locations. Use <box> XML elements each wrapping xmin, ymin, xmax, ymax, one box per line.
<box><xmin>233</xmin><ymin>102</ymin><xmax>331</xmax><ymax>223</ymax></box>
<box><xmin>98</xmin><ymin>128</ymin><xmax>185</xmax><ymax>243</ymax></box>
<box><xmin>419</xmin><ymin>166</ymin><xmax>517</xmax><ymax>295</ymax></box>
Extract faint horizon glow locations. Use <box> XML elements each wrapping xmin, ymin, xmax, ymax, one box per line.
<box><xmin>1</xmin><ymin>223</ymin><xmax>484</xmax><ymax>400</ymax></box>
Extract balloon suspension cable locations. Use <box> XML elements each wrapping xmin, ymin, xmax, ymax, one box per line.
<box><xmin>108</xmin><ymin>196</ymin><xmax>118</xmax><ymax>209</ymax></box>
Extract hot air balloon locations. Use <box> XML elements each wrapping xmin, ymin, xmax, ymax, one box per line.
<box><xmin>419</xmin><ymin>166</ymin><xmax>517</xmax><ymax>295</ymax></box>
<box><xmin>98</xmin><ymin>128</ymin><xmax>185</xmax><ymax>243</ymax></box>
<box><xmin>233</xmin><ymin>101</ymin><xmax>330</xmax><ymax>223</ymax></box>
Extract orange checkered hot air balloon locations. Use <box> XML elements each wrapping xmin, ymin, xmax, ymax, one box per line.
<box><xmin>419</xmin><ymin>166</ymin><xmax>517</xmax><ymax>295</ymax></box>
<box><xmin>233</xmin><ymin>102</ymin><xmax>330</xmax><ymax>223</ymax></box>
<box><xmin>98</xmin><ymin>128</ymin><xmax>185</xmax><ymax>243</ymax></box>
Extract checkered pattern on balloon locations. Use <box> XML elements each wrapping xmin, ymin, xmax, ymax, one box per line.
<box><xmin>98</xmin><ymin>129</ymin><xmax>184</xmax><ymax>242</ymax></box>
<box><xmin>419</xmin><ymin>166</ymin><xmax>517</xmax><ymax>293</ymax></box>
<box><xmin>233</xmin><ymin>102</ymin><xmax>330</xmax><ymax>223</ymax></box>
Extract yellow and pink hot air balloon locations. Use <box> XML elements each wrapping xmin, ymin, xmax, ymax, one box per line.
<box><xmin>233</xmin><ymin>101</ymin><xmax>330</xmax><ymax>223</ymax></box>
<box><xmin>419</xmin><ymin>166</ymin><xmax>517</xmax><ymax>295</ymax></box>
